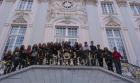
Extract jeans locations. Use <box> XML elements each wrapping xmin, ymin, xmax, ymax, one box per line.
<box><xmin>114</xmin><ymin>60</ymin><xmax>122</xmax><ymax>75</ymax></box>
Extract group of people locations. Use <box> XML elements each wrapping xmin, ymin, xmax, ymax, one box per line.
<box><xmin>2</xmin><ymin>41</ymin><xmax>122</xmax><ymax>75</ymax></box>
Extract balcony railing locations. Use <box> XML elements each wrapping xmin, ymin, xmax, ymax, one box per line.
<box><xmin>0</xmin><ymin>59</ymin><xmax>140</xmax><ymax>82</ymax></box>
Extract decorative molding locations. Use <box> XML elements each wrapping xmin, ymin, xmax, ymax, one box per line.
<box><xmin>104</xmin><ymin>26</ymin><xmax>121</xmax><ymax>30</ymax></box>
<box><xmin>116</xmin><ymin>0</ymin><xmax>127</xmax><ymax>7</ymax></box>
<box><xmin>106</xmin><ymin>21</ymin><xmax>120</xmax><ymax>26</ymax></box>
<box><xmin>130</xmin><ymin>1</ymin><xmax>140</xmax><ymax>5</ymax></box>
<box><xmin>11</xmin><ymin>11</ymin><xmax>32</xmax><ymax>24</ymax></box>
<box><xmin>47</xmin><ymin>0</ymin><xmax>88</xmax><ymax>25</ymax></box>
<box><xmin>105</xmin><ymin>15</ymin><xmax>121</xmax><ymax>27</ymax></box>
<box><xmin>38</xmin><ymin>0</ymin><xmax>48</xmax><ymax>3</ymax></box>
<box><xmin>13</xmin><ymin>16</ymin><xmax>27</xmax><ymax>23</ymax></box>
<box><xmin>15</xmin><ymin>11</ymin><xmax>30</xmax><ymax>16</ymax></box>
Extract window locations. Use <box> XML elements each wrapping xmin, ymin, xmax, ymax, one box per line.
<box><xmin>55</xmin><ymin>26</ymin><xmax>78</xmax><ymax>45</ymax></box>
<box><xmin>101</xmin><ymin>2</ymin><xmax>115</xmax><ymax>14</ymax></box>
<box><xmin>106</xmin><ymin>29</ymin><xmax>128</xmax><ymax>62</ymax></box>
<box><xmin>130</xmin><ymin>4</ymin><xmax>140</xmax><ymax>15</ymax></box>
<box><xmin>4</xmin><ymin>25</ymin><xmax>27</xmax><ymax>52</ymax></box>
<box><xmin>17</xmin><ymin>0</ymin><xmax>33</xmax><ymax>10</ymax></box>
<box><xmin>0</xmin><ymin>0</ymin><xmax>3</xmax><ymax>5</ymax></box>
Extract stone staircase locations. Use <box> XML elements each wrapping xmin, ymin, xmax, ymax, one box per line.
<box><xmin>0</xmin><ymin>65</ymin><xmax>138</xmax><ymax>83</ymax></box>
<box><xmin>121</xmin><ymin>62</ymin><xmax>140</xmax><ymax>82</ymax></box>
<box><xmin>0</xmin><ymin>61</ymin><xmax>139</xmax><ymax>83</ymax></box>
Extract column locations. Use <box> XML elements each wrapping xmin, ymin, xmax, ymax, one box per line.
<box><xmin>85</xmin><ymin>0</ymin><xmax>103</xmax><ymax>45</ymax></box>
<box><xmin>30</xmin><ymin>0</ymin><xmax>48</xmax><ymax>44</ymax></box>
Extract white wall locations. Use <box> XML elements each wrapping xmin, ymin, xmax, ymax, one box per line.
<box><xmin>29</xmin><ymin>0</ymin><xmax>48</xmax><ymax>45</ymax></box>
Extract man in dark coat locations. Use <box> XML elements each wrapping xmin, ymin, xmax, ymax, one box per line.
<box><xmin>19</xmin><ymin>45</ymin><xmax>27</xmax><ymax>69</ymax></box>
<box><xmin>37</xmin><ymin>43</ymin><xmax>44</xmax><ymax>65</ymax></box>
<box><xmin>94</xmin><ymin>44</ymin><xmax>103</xmax><ymax>67</ymax></box>
<box><xmin>83</xmin><ymin>42</ymin><xmax>90</xmax><ymax>66</ymax></box>
<box><xmin>12</xmin><ymin>47</ymin><xmax>20</xmax><ymax>71</ymax></box>
<box><xmin>103</xmin><ymin>47</ymin><xmax>114</xmax><ymax>71</ymax></box>
<box><xmin>90</xmin><ymin>41</ymin><xmax>97</xmax><ymax>66</ymax></box>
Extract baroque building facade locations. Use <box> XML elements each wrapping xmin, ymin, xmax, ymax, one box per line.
<box><xmin>0</xmin><ymin>0</ymin><xmax>140</xmax><ymax>66</ymax></box>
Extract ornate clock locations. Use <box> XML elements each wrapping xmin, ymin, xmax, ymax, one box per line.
<box><xmin>52</xmin><ymin>0</ymin><xmax>77</xmax><ymax>11</ymax></box>
<box><xmin>62</xmin><ymin>1</ymin><xmax>73</xmax><ymax>9</ymax></box>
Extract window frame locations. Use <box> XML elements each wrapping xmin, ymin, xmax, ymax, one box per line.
<box><xmin>55</xmin><ymin>25</ymin><xmax>79</xmax><ymax>45</ymax></box>
<box><xmin>4</xmin><ymin>24</ymin><xmax>27</xmax><ymax>52</ymax></box>
<box><xmin>106</xmin><ymin>28</ymin><xmax>128</xmax><ymax>62</ymax></box>
<box><xmin>130</xmin><ymin>3</ymin><xmax>140</xmax><ymax>15</ymax></box>
<box><xmin>101</xmin><ymin>1</ymin><xmax>116</xmax><ymax>15</ymax></box>
<box><xmin>16</xmin><ymin>0</ymin><xmax>33</xmax><ymax>11</ymax></box>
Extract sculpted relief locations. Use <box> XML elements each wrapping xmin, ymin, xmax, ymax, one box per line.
<box><xmin>47</xmin><ymin>0</ymin><xmax>88</xmax><ymax>25</ymax></box>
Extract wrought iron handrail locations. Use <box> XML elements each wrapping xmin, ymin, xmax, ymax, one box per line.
<box><xmin>121</xmin><ymin>62</ymin><xmax>140</xmax><ymax>81</ymax></box>
<box><xmin>0</xmin><ymin>60</ymin><xmax>140</xmax><ymax>82</ymax></box>
<box><xmin>0</xmin><ymin>61</ymin><xmax>4</xmax><ymax>76</ymax></box>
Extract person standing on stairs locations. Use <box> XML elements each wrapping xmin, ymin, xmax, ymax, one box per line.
<box><xmin>113</xmin><ymin>47</ymin><xmax>122</xmax><ymax>75</ymax></box>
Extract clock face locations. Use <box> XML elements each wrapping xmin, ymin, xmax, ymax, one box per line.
<box><xmin>52</xmin><ymin>1</ymin><xmax>77</xmax><ymax>11</ymax></box>
<box><xmin>62</xmin><ymin>1</ymin><xmax>73</xmax><ymax>9</ymax></box>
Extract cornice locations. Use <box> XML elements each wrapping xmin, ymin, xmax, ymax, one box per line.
<box><xmin>116</xmin><ymin>0</ymin><xmax>127</xmax><ymax>7</ymax></box>
<box><xmin>129</xmin><ymin>0</ymin><xmax>140</xmax><ymax>4</ymax></box>
<box><xmin>86</xmin><ymin>0</ymin><xmax>97</xmax><ymax>5</ymax></box>
<box><xmin>38</xmin><ymin>0</ymin><xmax>50</xmax><ymax>2</ymax></box>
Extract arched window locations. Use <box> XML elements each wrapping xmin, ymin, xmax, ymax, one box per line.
<box><xmin>17</xmin><ymin>0</ymin><xmax>33</xmax><ymax>10</ymax></box>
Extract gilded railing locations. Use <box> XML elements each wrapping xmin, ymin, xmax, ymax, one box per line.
<box><xmin>0</xmin><ymin>60</ymin><xmax>140</xmax><ymax>82</ymax></box>
<box><xmin>121</xmin><ymin>62</ymin><xmax>140</xmax><ymax>81</ymax></box>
